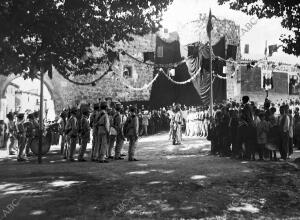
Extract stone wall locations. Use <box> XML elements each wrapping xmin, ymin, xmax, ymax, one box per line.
<box><xmin>227</xmin><ymin>65</ymin><xmax>293</xmax><ymax>103</ymax></box>
<box><xmin>0</xmin><ymin>34</ymin><xmax>156</xmax><ymax>115</ymax></box>
<box><xmin>51</xmin><ymin>34</ymin><xmax>156</xmax><ymax>107</ymax></box>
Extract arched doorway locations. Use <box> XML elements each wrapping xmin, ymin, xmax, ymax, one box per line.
<box><xmin>0</xmin><ymin>75</ymin><xmax>59</xmax><ymax>121</ymax></box>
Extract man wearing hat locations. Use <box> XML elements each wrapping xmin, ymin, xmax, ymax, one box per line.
<box><xmin>107</xmin><ymin>103</ymin><xmax>117</xmax><ymax>159</ymax></box>
<box><xmin>24</xmin><ymin>113</ymin><xmax>35</xmax><ymax>157</ymax></box>
<box><xmin>6</xmin><ymin>112</ymin><xmax>16</xmax><ymax>155</ymax></box>
<box><xmin>90</xmin><ymin>103</ymin><xmax>100</xmax><ymax>161</ymax></box>
<box><xmin>78</xmin><ymin>106</ymin><xmax>90</xmax><ymax>162</ymax></box>
<box><xmin>16</xmin><ymin>113</ymin><xmax>26</xmax><ymax>161</ymax></box>
<box><xmin>96</xmin><ymin>101</ymin><xmax>110</xmax><ymax>163</ymax></box>
<box><xmin>32</xmin><ymin>111</ymin><xmax>40</xmax><ymax>138</ymax></box>
<box><xmin>0</xmin><ymin>119</ymin><xmax>7</xmax><ymax>149</ymax></box>
<box><xmin>126</xmin><ymin>105</ymin><xmax>139</xmax><ymax>161</ymax></box>
<box><xmin>112</xmin><ymin>102</ymin><xmax>124</xmax><ymax>160</ymax></box>
<box><xmin>65</xmin><ymin>107</ymin><xmax>78</xmax><ymax>162</ymax></box>
<box><xmin>58</xmin><ymin>110</ymin><xmax>67</xmax><ymax>155</ymax></box>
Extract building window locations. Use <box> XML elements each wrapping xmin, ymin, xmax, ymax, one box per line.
<box><xmin>123</xmin><ymin>66</ymin><xmax>133</xmax><ymax>78</ymax></box>
<box><xmin>143</xmin><ymin>52</ymin><xmax>154</xmax><ymax>62</ymax></box>
<box><xmin>157</xmin><ymin>46</ymin><xmax>163</xmax><ymax>58</ymax></box>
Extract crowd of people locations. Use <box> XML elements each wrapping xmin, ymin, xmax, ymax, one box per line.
<box><xmin>207</xmin><ymin>96</ymin><xmax>300</xmax><ymax>161</ymax></box>
<box><xmin>1</xmin><ymin>96</ymin><xmax>300</xmax><ymax>162</ymax></box>
<box><xmin>0</xmin><ymin>100</ymin><xmax>172</xmax><ymax>162</ymax></box>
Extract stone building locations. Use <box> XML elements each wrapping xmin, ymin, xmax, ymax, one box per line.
<box><xmin>0</xmin><ymin>34</ymin><xmax>156</xmax><ymax>115</ymax></box>
<box><xmin>228</xmin><ymin>62</ymin><xmax>300</xmax><ymax>104</ymax></box>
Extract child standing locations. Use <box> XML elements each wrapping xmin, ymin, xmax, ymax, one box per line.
<box><xmin>256</xmin><ymin>112</ymin><xmax>270</xmax><ymax>161</ymax></box>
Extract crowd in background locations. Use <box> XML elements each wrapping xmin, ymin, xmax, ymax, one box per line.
<box><xmin>208</xmin><ymin>97</ymin><xmax>300</xmax><ymax>161</ymax></box>
<box><xmin>1</xmin><ymin>96</ymin><xmax>300</xmax><ymax>162</ymax></box>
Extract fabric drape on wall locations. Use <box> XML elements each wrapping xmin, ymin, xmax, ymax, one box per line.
<box><xmin>186</xmin><ymin>37</ymin><xmax>227</xmax><ymax>105</ymax></box>
<box><xmin>150</xmin><ymin>33</ymin><xmax>201</xmax><ymax>108</ymax></box>
<box><xmin>212</xmin><ymin>37</ymin><xmax>227</xmax><ymax>103</ymax></box>
<box><xmin>173</xmin><ymin>62</ymin><xmax>202</xmax><ymax>105</ymax></box>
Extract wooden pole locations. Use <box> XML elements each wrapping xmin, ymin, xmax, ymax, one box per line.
<box><xmin>38</xmin><ymin>70</ymin><xmax>44</xmax><ymax>164</ymax></box>
<box><xmin>209</xmin><ymin>28</ymin><xmax>213</xmax><ymax>116</ymax></box>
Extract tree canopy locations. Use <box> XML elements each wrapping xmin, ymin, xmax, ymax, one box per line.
<box><xmin>0</xmin><ymin>0</ymin><xmax>173</xmax><ymax>79</ymax></box>
<box><xmin>218</xmin><ymin>0</ymin><xmax>300</xmax><ymax>56</ymax></box>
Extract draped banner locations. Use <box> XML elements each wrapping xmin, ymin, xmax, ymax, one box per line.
<box><xmin>150</xmin><ymin>33</ymin><xmax>201</xmax><ymax>108</ymax></box>
<box><xmin>150</xmin><ymin>34</ymin><xmax>227</xmax><ymax>107</ymax></box>
<box><xmin>186</xmin><ymin>37</ymin><xmax>227</xmax><ymax>105</ymax></box>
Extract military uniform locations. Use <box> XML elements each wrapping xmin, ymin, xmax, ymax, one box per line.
<box><xmin>203</xmin><ymin>109</ymin><xmax>209</xmax><ymax>137</ymax></box>
<box><xmin>16</xmin><ymin>114</ymin><xmax>26</xmax><ymax>161</ymax></box>
<box><xmin>126</xmin><ymin>106</ymin><xmax>139</xmax><ymax>161</ymax></box>
<box><xmin>90</xmin><ymin>104</ymin><xmax>99</xmax><ymax>161</ymax></box>
<box><xmin>24</xmin><ymin>114</ymin><xmax>34</xmax><ymax>157</ymax></box>
<box><xmin>174</xmin><ymin>109</ymin><xmax>183</xmax><ymax>144</ymax></box>
<box><xmin>78</xmin><ymin>109</ymin><xmax>90</xmax><ymax>161</ymax></box>
<box><xmin>114</xmin><ymin>103</ymin><xmax>124</xmax><ymax>159</ymax></box>
<box><xmin>0</xmin><ymin>120</ymin><xmax>7</xmax><ymax>149</ymax></box>
<box><xmin>58</xmin><ymin>111</ymin><xmax>67</xmax><ymax>155</ymax></box>
<box><xmin>65</xmin><ymin>108</ymin><xmax>78</xmax><ymax>161</ymax></box>
<box><xmin>6</xmin><ymin>113</ymin><xmax>16</xmax><ymax>155</ymax></box>
<box><xmin>108</xmin><ymin>108</ymin><xmax>117</xmax><ymax>159</ymax></box>
<box><xmin>96</xmin><ymin>102</ymin><xmax>110</xmax><ymax>163</ymax></box>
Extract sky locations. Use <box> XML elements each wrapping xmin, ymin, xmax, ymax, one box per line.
<box><xmin>12</xmin><ymin>77</ymin><xmax>51</xmax><ymax>100</ymax></box>
<box><xmin>161</xmin><ymin>0</ymin><xmax>300</xmax><ymax>65</ymax></box>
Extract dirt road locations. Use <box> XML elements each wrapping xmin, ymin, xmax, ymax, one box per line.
<box><xmin>0</xmin><ymin>133</ymin><xmax>299</xmax><ymax>219</ymax></box>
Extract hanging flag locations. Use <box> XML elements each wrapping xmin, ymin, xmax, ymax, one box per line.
<box><xmin>264</xmin><ymin>41</ymin><xmax>268</xmax><ymax>57</ymax></box>
<box><xmin>268</xmin><ymin>44</ymin><xmax>278</xmax><ymax>57</ymax></box>
<box><xmin>263</xmin><ymin>76</ymin><xmax>273</xmax><ymax>90</ymax></box>
<box><xmin>206</xmin><ymin>9</ymin><xmax>213</xmax><ymax>38</ymax></box>
<box><xmin>244</xmin><ymin>44</ymin><xmax>249</xmax><ymax>54</ymax></box>
<box><xmin>227</xmin><ymin>45</ymin><xmax>237</xmax><ymax>60</ymax></box>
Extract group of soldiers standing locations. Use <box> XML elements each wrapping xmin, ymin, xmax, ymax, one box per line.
<box><xmin>167</xmin><ymin>104</ymin><xmax>210</xmax><ymax>145</ymax></box>
<box><xmin>57</xmin><ymin>101</ymin><xmax>140</xmax><ymax>163</ymax></box>
<box><xmin>185</xmin><ymin>107</ymin><xmax>210</xmax><ymax>138</ymax></box>
<box><xmin>1</xmin><ymin>111</ymin><xmax>40</xmax><ymax>161</ymax></box>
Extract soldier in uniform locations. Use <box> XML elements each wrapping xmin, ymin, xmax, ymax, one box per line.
<box><xmin>6</xmin><ymin>112</ymin><xmax>16</xmax><ymax>155</ymax></box>
<box><xmin>199</xmin><ymin>107</ymin><xmax>204</xmax><ymax>137</ymax></box>
<box><xmin>96</xmin><ymin>101</ymin><xmax>110</xmax><ymax>163</ymax></box>
<box><xmin>126</xmin><ymin>105</ymin><xmax>139</xmax><ymax>161</ymax></box>
<box><xmin>114</xmin><ymin>102</ymin><xmax>125</xmax><ymax>160</ymax></box>
<box><xmin>33</xmin><ymin>111</ymin><xmax>39</xmax><ymax>124</ymax></box>
<box><xmin>78</xmin><ymin>106</ymin><xmax>90</xmax><ymax>162</ymax></box>
<box><xmin>203</xmin><ymin>107</ymin><xmax>209</xmax><ymax>138</ymax></box>
<box><xmin>65</xmin><ymin>107</ymin><xmax>78</xmax><ymax>162</ymax></box>
<box><xmin>32</xmin><ymin>111</ymin><xmax>40</xmax><ymax>140</ymax></box>
<box><xmin>174</xmin><ymin>105</ymin><xmax>183</xmax><ymax>144</ymax></box>
<box><xmin>90</xmin><ymin>103</ymin><xmax>100</xmax><ymax>161</ymax></box>
<box><xmin>108</xmin><ymin>104</ymin><xmax>117</xmax><ymax>159</ymax></box>
<box><xmin>58</xmin><ymin>110</ymin><xmax>67</xmax><ymax>155</ymax></box>
<box><xmin>16</xmin><ymin>113</ymin><xmax>26</xmax><ymax>161</ymax></box>
<box><xmin>0</xmin><ymin>119</ymin><xmax>7</xmax><ymax>149</ymax></box>
<box><xmin>24</xmin><ymin>113</ymin><xmax>35</xmax><ymax>157</ymax></box>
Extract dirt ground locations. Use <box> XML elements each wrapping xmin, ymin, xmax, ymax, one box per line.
<box><xmin>0</xmin><ymin>133</ymin><xmax>299</xmax><ymax>220</ymax></box>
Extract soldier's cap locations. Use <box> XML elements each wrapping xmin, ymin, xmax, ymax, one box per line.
<box><xmin>60</xmin><ymin>111</ymin><xmax>66</xmax><ymax>117</ymax></box>
<box><xmin>33</xmin><ymin>111</ymin><xmax>39</xmax><ymax>118</ymax></box>
<box><xmin>129</xmin><ymin>105</ymin><xmax>137</xmax><ymax>112</ymax></box>
<box><xmin>17</xmin><ymin>113</ymin><xmax>25</xmax><ymax>119</ymax></box>
<box><xmin>6</xmin><ymin>112</ymin><xmax>14</xmax><ymax>119</ymax></box>
<box><xmin>93</xmin><ymin>103</ymin><xmax>100</xmax><ymax>110</ymax></box>
<box><xmin>115</xmin><ymin>102</ymin><xmax>122</xmax><ymax>110</ymax></box>
<box><xmin>81</xmin><ymin>107</ymin><xmax>90</xmax><ymax>114</ymax></box>
<box><xmin>100</xmin><ymin>101</ymin><xmax>108</xmax><ymax>109</ymax></box>
<box><xmin>27</xmin><ymin>113</ymin><xmax>34</xmax><ymax>119</ymax></box>
<box><xmin>70</xmin><ymin>107</ymin><xmax>77</xmax><ymax>114</ymax></box>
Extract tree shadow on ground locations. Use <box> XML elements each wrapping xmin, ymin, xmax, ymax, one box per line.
<box><xmin>1</xmin><ymin>140</ymin><xmax>300</xmax><ymax>219</ymax></box>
